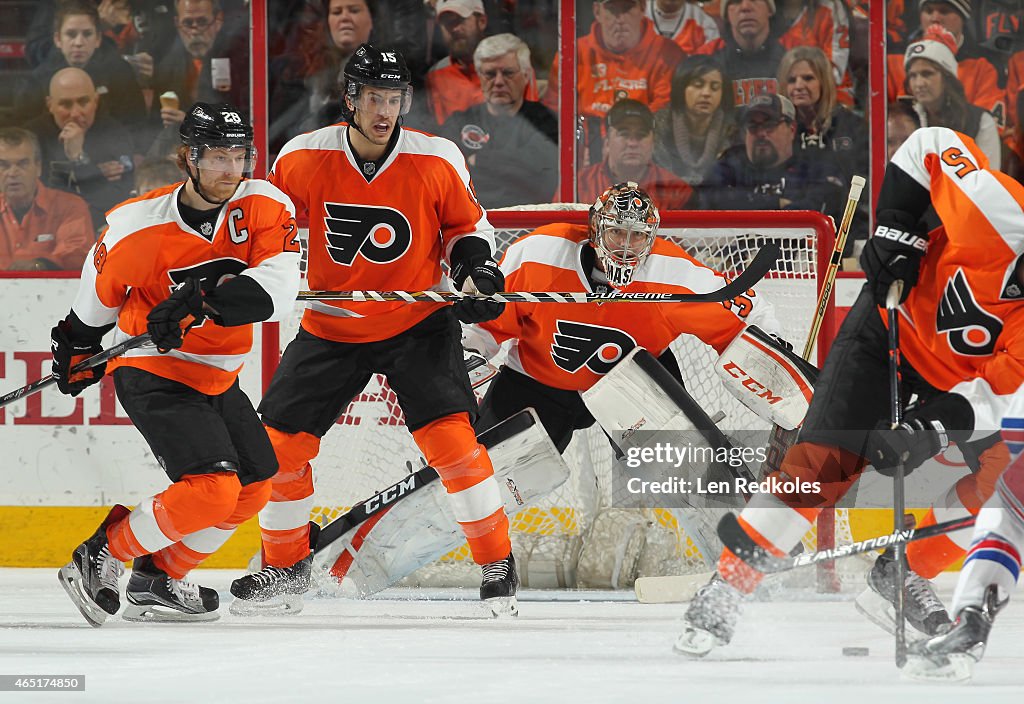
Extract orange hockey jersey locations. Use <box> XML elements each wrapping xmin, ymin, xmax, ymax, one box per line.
<box><xmin>777</xmin><ymin>0</ymin><xmax>854</xmax><ymax>105</ymax></box>
<box><xmin>644</xmin><ymin>2</ymin><xmax>720</xmax><ymax>54</ymax></box>
<box><xmin>466</xmin><ymin>223</ymin><xmax>779</xmax><ymax>392</ymax></box>
<box><xmin>71</xmin><ymin>180</ymin><xmax>301</xmax><ymax>395</ymax></box>
<box><xmin>270</xmin><ymin>124</ymin><xmax>494</xmax><ymax>343</ymax></box>
<box><xmin>886</xmin><ymin>127</ymin><xmax>1024</xmax><ymax>437</ymax></box>
<box><xmin>542</xmin><ymin>19</ymin><xmax>684</xmax><ymax>121</ymax></box>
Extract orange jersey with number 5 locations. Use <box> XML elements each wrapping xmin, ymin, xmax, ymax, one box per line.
<box><xmin>70</xmin><ymin>180</ymin><xmax>301</xmax><ymax>395</ymax></box>
<box><xmin>467</xmin><ymin>223</ymin><xmax>779</xmax><ymax>392</ymax></box>
<box><xmin>887</xmin><ymin>128</ymin><xmax>1024</xmax><ymax>436</ymax></box>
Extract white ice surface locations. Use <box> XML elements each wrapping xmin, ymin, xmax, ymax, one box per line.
<box><xmin>1</xmin><ymin>568</ymin><xmax>1021</xmax><ymax>703</ymax></box>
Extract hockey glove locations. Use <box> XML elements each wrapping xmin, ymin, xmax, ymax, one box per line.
<box><xmin>452</xmin><ymin>260</ymin><xmax>506</xmax><ymax>324</ymax></box>
<box><xmin>865</xmin><ymin>417</ymin><xmax>948</xmax><ymax>476</ymax></box>
<box><xmin>51</xmin><ymin>318</ymin><xmax>105</xmax><ymax>396</ymax></box>
<box><xmin>859</xmin><ymin>224</ymin><xmax>928</xmax><ymax>306</ymax></box>
<box><xmin>865</xmin><ymin>394</ymin><xmax>973</xmax><ymax>476</ymax></box>
<box><xmin>147</xmin><ymin>278</ymin><xmax>206</xmax><ymax>352</ymax></box>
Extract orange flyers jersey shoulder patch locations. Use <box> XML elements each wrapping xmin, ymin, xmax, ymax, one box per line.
<box><xmin>472</xmin><ymin>223</ymin><xmax>778</xmax><ymax>392</ymax></box>
<box><xmin>889</xmin><ymin>127</ymin><xmax>1024</xmax><ymax>434</ymax></box>
<box><xmin>71</xmin><ymin>180</ymin><xmax>300</xmax><ymax>395</ymax></box>
<box><xmin>270</xmin><ymin>124</ymin><xmax>494</xmax><ymax>343</ymax></box>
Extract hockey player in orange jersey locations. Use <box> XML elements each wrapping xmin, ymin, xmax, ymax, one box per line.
<box><xmin>229</xmin><ymin>45</ymin><xmax>517</xmax><ymax>616</ymax></box>
<box><xmin>55</xmin><ymin>103</ymin><xmax>301</xmax><ymax>626</ymax></box>
<box><xmin>676</xmin><ymin>126</ymin><xmax>1024</xmax><ymax>657</ymax></box>
<box><xmin>462</xmin><ymin>180</ymin><xmax>789</xmax><ymax>460</ymax></box>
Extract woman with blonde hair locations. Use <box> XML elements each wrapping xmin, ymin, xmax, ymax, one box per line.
<box><xmin>653</xmin><ymin>54</ymin><xmax>735</xmax><ymax>187</ymax></box>
<box><xmin>777</xmin><ymin>45</ymin><xmax>865</xmax><ymax>180</ymax></box>
<box><xmin>902</xmin><ymin>26</ymin><xmax>1001</xmax><ymax>170</ymax></box>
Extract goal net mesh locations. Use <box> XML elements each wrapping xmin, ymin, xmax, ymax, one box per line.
<box><xmin>271</xmin><ymin>209</ymin><xmax>864</xmax><ymax>592</ymax></box>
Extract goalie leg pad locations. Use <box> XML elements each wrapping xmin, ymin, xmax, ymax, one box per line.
<box><xmin>716</xmin><ymin>325</ymin><xmax>818</xmax><ymax>431</ymax></box>
<box><xmin>315</xmin><ymin>408</ymin><xmax>571</xmax><ymax>597</ymax></box>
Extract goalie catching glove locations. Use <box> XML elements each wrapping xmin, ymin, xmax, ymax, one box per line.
<box><xmin>864</xmin><ymin>393</ymin><xmax>974</xmax><ymax>476</ymax></box>
<box><xmin>147</xmin><ymin>278</ymin><xmax>206</xmax><ymax>352</ymax></box>
<box><xmin>50</xmin><ymin>318</ymin><xmax>105</xmax><ymax>396</ymax></box>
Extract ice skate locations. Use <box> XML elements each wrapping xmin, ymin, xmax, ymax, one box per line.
<box><xmin>904</xmin><ymin>586</ymin><xmax>1005</xmax><ymax>683</ymax></box>
<box><xmin>854</xmin><ymin>549</ymin><xmax>951</xmax><ymax>637</ymax></box>
<box><xmin>674</xmin><ymin>573</ymin><xmax>743</xmax><ymax>658</ymax></box>
<box><xmin>229</xmin><ymin>553</ymin><xmax>313</xmax><ymax>616</ymax></box>
<box><xmin>480</xmin><ymin>552</ymin><xmax>518</xmax><ymax>618</ymax></box>
<box><xmin>122</xmin><ymin>554</ymin><xmax>220</xmax><ymax>623</ymax></box>
<box><xmin>57</xmin><ymin>504</ymin><xmax>129</xmax><ymax>627</ymax></box>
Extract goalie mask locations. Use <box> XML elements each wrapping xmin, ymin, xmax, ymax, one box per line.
<box><xmin>589</xmin><ymin>182</ymin><xmax>660</xmax><ymax>289</ymax></box>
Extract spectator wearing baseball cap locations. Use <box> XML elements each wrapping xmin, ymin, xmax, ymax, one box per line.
<box><xmin>577</xmin><ymin>99</ymin><xmax>692</xmax><ymax>210</ymax></box>
<box><xmin>903</xmin><ymin>26</ymin><xmax>1001</xmax><ymax>170</ymax></box>
<box><xmin>886</xmin><ymin>0</ymin><xmax>1006</xmax><ymax>136</ymax></box>
<box><xmin>699</xmin><ymin>93</ymin><xmax>844</xmax><ymax>220</ymax></box>
<box><xmin>425</xmin><ymin>0</ymin><xmax>538</xmax><ymax>126</ymax></box>
<box><xmin>694</xmin><ymin>0</ymin><xmax>788</xmax><ymax>108</ymax></box>
<box><xmin>541</xmin><ymin>0</ymin><xmax>683</xmax><ymax>169</ymax></box>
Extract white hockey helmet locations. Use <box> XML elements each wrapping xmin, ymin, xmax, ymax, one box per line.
<box><xmin>588</xmin><ymin>182</ymin><xmax>660</xmax><ymax>289</ymax></box>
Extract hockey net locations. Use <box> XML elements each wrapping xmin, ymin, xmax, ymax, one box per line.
<box><xmin>267</xmin><ymin>209</ymin><xmax>865</xmax><ymax>593</ymax></box>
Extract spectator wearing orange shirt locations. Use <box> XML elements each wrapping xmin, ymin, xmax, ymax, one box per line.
<box><xmin>886</xmin><ymin>1</ymin><xmax>1006</xmax><ymax>133</ymax></box>
<box><xmin>774</xmin><ymin>0</ymin><xmax>855</xmax><ymax>106</ymax></box>
<box><xmin>644</xmin><ymin>0</ymin><xmax>720</xmax><ymax>53</ymax></box>
<box><xmin>543</xmin><ymin>0</ymin><xmax>683</xmax><ymax>166</ymax></box>
<box><xmin>0</xmin><ymin>128</ymin><xmax>93</xmax><ymax>271</ymax></box>
<box><xmin>426</xmin><ymin>0</ymin><xmax>531</xmax><ymax>127</ymax></box>
<box><xmin>577</xmin><ymin>99</ymin><xmax>692</xmax><ymax>210</ymax></box>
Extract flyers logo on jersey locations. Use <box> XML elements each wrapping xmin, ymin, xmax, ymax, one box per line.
<box><xmin>936</xmin><ymin>269</ymin><xmax>1003</xmax><ymax>356</ymax></box>
<box><xmin>167</xmin><ymin>257</ymin><xmax>248</xmax><ymax>293</ymax></box>
<box><xmin>551</xmin><ymin>321</ymin><xmax>637</xmax><ymax>375</ymax></box>
<box><xmin>323</xmin><ymin>202</ymin><xmax>412</xmax><ymax>266</ymax></box>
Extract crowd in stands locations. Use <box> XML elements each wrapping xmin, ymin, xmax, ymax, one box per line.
<box><xmin>3</xmin><ymin>0</ymin><xmax>1024</xmax><ymax>272</ymax></box>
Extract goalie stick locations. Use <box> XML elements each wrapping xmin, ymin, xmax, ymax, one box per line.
<box><xmin>716</xmin><ymin>511</ymin><xmax>976</xmax><ymax>574</ymax></box>
<box><xmin>298</xmin><ymin>243</ymin><xmax>781</xmax><ymax>304</ymax></box>
<box><xmin>0</xmin><ymin>332</ymin><xmax>152</xmax><ymax>408</ymax></box>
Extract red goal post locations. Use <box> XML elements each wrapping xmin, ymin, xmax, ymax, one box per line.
<box><xmin>259</xmin><ymin>208</ymin><xmax>852</xmax><ymax>591</ymax></box>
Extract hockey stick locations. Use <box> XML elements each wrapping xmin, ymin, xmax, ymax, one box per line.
<box><xmin>760</xmin><ymin>176</ymin><xmax>865</xmax><ymax>478</ymax></box>
<box><xmin>298</xmin><ymin>243</ymin><xmax>782</xmax><ymax>304</ymax></box>
<box><xmin>886</xmin><ymin>280</ymin><xmax>908</xmax><ymax>668</ymax></box>
<box><xmin>716</xmin><ymin>511</ymin><xmax>976</xmax><ymax>573</ymax></box>
<box><xmin>0</xmin><ymin>332</ymin><xmax>152</xmax><ymax>408</ymax></box>
<box><xmin>313</xmin><ymin>392</ymin><xmax>537</xmax><ymax>555</ymax></box>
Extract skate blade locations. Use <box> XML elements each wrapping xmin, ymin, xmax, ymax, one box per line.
<box><xmin>483</xmin><ymin>596</ymin><xmax>518</xmax><ymax>618</ymax></box>
<box><xmin>902</xmin><ymin>654</ymin><xmax>974</xmax><ymax>684</ymax></box>
<box><xmin>58</xmin><ymin>563</ymin><xmax>110</xmax><ymax>628</ymax></box>
<box><xmin>122</xmin><ymin>604</ymin><xmax>220</xmax><ymax>623</ymax></box>
<box><xmin>228</xmin><ymin>594</ymin><xmax>304</xmax><ymax>617</ymax></box>
<box><xmin>673</xmin><ymin>626</ymin><xmax>718</xmax><ymax>658</ymax></box>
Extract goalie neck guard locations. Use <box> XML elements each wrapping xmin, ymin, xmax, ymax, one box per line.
<box><xmin>589</xmin><ymin>182</ymin><xmax>660</xmax><ymax>289</ymax></box>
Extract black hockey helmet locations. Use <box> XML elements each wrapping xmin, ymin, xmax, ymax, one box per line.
<box><xmin>180</xmin><ymin>102</ymin><xmax>254</xmax><ymax>150</ymax></box>
<box><xmin>341</xmin><ymin>44</ymin><xmax>413</xmax><ymax>117</ymax></box>
<box><xmin>179</xmin><ymin>102</ymin><xmax>256</xmax><ymax>204</ymax></box>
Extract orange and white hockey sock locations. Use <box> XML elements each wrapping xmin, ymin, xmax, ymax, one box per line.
<box><xmin>150</xmin><ymin>479</ymin><xmax>272</xmax><ymax>579</ymax></box>
<box><xmin>106</xmin><ymin>472</ymin><xmax>243</xmax><ymax>562</ymax></box>
<box><xmin>718</xmin><ymin>442</ymin><xmax>866</xmax><ymax>594</ymax></box>
<box><xmin>413</xmin><ymin>413</ymin><xmax>511</xmax><ymax>565</ymax></box>
<box><xmin>258</xmin><ymin>427</ymin><xmax>321</xmax><ymax>568</ymax></box>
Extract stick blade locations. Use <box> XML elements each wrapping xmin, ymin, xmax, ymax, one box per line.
<box><xmin>634</xmin><ymin>573</ymin><xmax>714</xmax><ymax>603</ymax></box>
